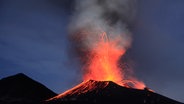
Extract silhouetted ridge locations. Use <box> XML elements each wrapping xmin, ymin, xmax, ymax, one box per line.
<box><xmin>0</xmin><ymin>73</ymin><xmax>57</xmax><ymax>104</ymax></box>
<box><xmin>46</xmin><ymin>80</ymin><xmax>182</xmax><ymax>104</ymax></box>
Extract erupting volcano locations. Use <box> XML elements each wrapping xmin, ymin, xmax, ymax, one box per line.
<box><xmin>67</xmin><ymin>0</ymin><xmax>146</xmax><ymax>90</ymax></box>
<box><xmin>45</xmin><ymin>0</ymin><xmax>182</xmax><ymax>104</ymax></box>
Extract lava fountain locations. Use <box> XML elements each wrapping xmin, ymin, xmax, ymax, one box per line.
<box><xmin>82</xmin><ymin>30</ymin><xmax>145</xmax><ymax>89</ymax></box>
<box><xmin>83</xmin><ymin>31</ymin><xmax>124</xmax><ymax>84</ymax></box>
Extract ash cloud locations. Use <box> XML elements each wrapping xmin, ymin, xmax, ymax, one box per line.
<box><xmin>69</xmin><ymin>0</ymin><xmax>137</xmax><ymax>66</ymax></box>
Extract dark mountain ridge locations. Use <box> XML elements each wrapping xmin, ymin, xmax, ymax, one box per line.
<box><xmin>0</xmin><ymin>73</ymin><xmax>57</xmax><ymax>104</ymax></box>
<box><xmin>0</xmin><ymin>73</ymin><xmax>183</xmax><ymax>104</ymax></box>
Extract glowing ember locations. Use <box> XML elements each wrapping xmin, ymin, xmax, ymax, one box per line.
<box><xmin>83</xmin><ymin>31</ymin><xmax>145</xmax><ymax>89</ymax></box>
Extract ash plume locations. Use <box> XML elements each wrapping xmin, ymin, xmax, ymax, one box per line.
<box><xmin>69</xmin><ymin>0</ymin><xmax>136</xmax><ymax>45</ymax></box>
<box><xmin>68</xmin><ymin>0</ymin><xmax>139</xmax><ymax>84</ymax></box>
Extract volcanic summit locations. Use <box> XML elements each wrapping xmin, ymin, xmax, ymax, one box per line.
<box><xmin>46</xmin><ymin>80</ymin><xmax>182</xmax><ymax>104</ymax></box>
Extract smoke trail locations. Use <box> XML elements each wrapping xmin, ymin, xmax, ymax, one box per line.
<box><xmin>68</xmin><ymin>0</ymin><xmax>144</xmax><ymax>88</ymax></box>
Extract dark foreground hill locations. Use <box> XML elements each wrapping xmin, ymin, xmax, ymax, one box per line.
<box><xmin>46</xmin><ymin>80</ymin><xmax>182</xmax><ymax>104</ymax></box>
<box><xmin>0</xmin><ymin>73</ymin><xmax>56</xmax><ymax>104</ymax></box>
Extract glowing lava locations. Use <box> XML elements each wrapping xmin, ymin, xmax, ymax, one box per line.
<box><xmin>83</xmin><ymin>31</ymin><xmax>145</xmax><ymax>89</ymax></box>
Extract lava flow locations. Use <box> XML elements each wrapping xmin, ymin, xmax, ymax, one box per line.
<box><xmin>83</xmin><ymin>31</ymin><xmax>145</xmax><ymax>89</ymax></box>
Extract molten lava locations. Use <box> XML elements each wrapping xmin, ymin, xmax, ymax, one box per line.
<box><xmin>83</xmin><ymin>31</ymin><xmax>145</xmax><ymax>89</ymax></box>
<box><xmin>84</xmin><ymin>32</ymin><xmax>124</xmax><ymax>84</ymax></box>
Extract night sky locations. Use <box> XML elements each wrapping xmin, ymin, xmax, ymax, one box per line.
<box><xmin>0</xmin><ymin>0</ymin><xmax>184</xmax><ymax>102</ymax></box>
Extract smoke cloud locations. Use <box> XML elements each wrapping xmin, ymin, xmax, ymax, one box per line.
<box><xmin>69</xmin><ymin>0</ymin><xmax>138</xmax><ymax>82</ymax></box>
<box><xmin>69</xmin><ymin>0</ymin><xmax>136</xmax><ymax>44</ymax></box>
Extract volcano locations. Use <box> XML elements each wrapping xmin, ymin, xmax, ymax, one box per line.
<box><xmin>46</xmin><ymin>80</ymin><xmax>182</xmax><ymax>104</ymax></box>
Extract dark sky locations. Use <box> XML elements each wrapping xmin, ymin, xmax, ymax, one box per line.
<box><xmin>0</xmin><ymin>0</ymin><xmax>184</xmax><ymax>102</ymax></box>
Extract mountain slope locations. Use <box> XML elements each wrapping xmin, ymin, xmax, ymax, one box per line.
<box><xmin>46</xmin><ymin>80</ymin><xmax>182</xmax><ymax>104</ymax></box>
<box><xmin>0</xmin><ymin>73</ymin><xmax>57</xmax><ymax>104</ymax></box>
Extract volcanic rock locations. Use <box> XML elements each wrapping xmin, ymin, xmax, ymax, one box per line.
<box><xmin>46</xmin><ymin>80</ymin><xmax>182</xmax><ymax>104</ymax></box>
<box><xmin>0</xmin><ymin>73</ymin><xmax>57</xmax><ymax>104</ymax></box>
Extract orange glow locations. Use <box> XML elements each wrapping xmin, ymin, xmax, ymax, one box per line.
<box><xmin>83</xmin><ymin>31</ymin><xmax>146</xmax><ymax>89</ymax></box>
